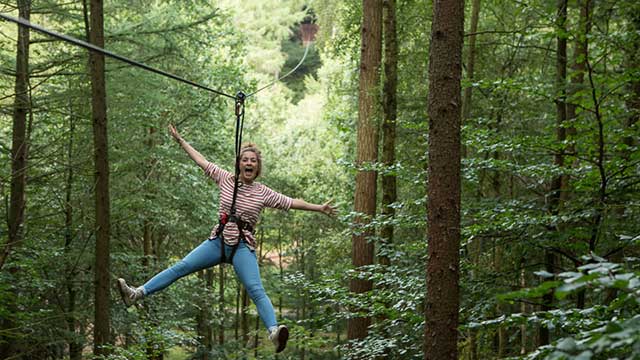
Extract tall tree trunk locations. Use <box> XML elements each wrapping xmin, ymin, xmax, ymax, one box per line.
<box><xmin>519</xmin><ymin>258</ymin><xmax>527</xmax><ymax>355</ymax></box>
<box><xmin>348</xmin><ymin>0</ymin><xmax>383</xmax><ymax>341</ymax></box>
<box><xmin>278</xmin><ymin>228</ymin><xmax>283</xmax><ymax>317</ymax></box>
<box><xmin>65</xmin><ymin>98</ymin><xmax>83</xmax><ymax>360</ymax></box>
<box><xmin>0</xmin><ymin>2</ymin><xmax>31</xmax><ymax>358</ymax></box>
<box><xmin>196</xmin><ymin>269</ymin><xmax>214</xmax><ymax>360</ymax></box>
<box><xmin>300</xmin><ymin>231</ymin><xmax>307</xmax><ymax>360</ymax></box>
<box><xmin>89</xmin><ymin>0</ymin><xmax>111</xmax><ymax>355</ymax></box>
<box><xmin>495</xmin><ymin>244</ymin><xmax>507</xmax><ymax>357</ymax></box>
<box><xmin>380</xmin><ymin>0</ymin><xmax>398</xmax><ymax>268</ymax></box>
<box><xmin>235</xmin><ymin>279</ymin><xmax>240</xmax><ymax>341</ymax></box>
<box><xmin>1</xmin><ymin>0</ymin><xmax>31</xmax><ymax>272</ymax></box>
<box><xmin>253</xmin><ymin>230</ymin><xmax>264</xmax><ymax>356</ymax></box>
<box><xmin>566</xmin><ymin>0</ymin><xmax>591</xmax><ymax>145</ymax></box>
<box><xmin>241</xmin><ymin>287</ymin><xmax>249</xmax><ymax>344</ymax></box>
<box><xmin>540</xmin><ymin>0</ymin><xmax>568</xmax><ymax>346</ymax></box>
<box><xmin>606</xmin><ymin>0</ymin><xmax>638</xmax><ymax>304</ymax></box>
<box><xmin>623</xmin><ymin>8</ymin><xmax>640</xmax><ymax>144</ymax></box>
<box><xmin>218</xmin><ymin>265</ymin><xmax>225</xmax><ymax>345</ymax></box>
<box><xmin>568</xmin><ymin>0</ymin><xmax>591</xmax><ymax>310</ymax></box>
<box><xmin>424</xmin><ymin>1</ymin><xmax>464</xmax><ymax>359</ymax></box>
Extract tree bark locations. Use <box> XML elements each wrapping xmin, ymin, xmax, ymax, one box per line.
<box><xmin>64</xmin><ymin>96</ymin><xmax>83</xmax><ymax>360</ymax></box>
<box><xmin>424</xmin><ymin>1</ymin><xmax>464</xmax><ymax>359</ymax></box>
<box><xmin>348</xmin><ymin>0</ymin><xmax>383</xmax><ymax>342</ymax></box>
<box><xmin>569</xmin><ymin>0</ymin><xmax>591</xmax><ymax>310</ymax></box>
<box><xmin>241</xmin><ymin>287</ymin><xmax>249</xmax><ymax>344</ymax></box>
<box><xmin>1</xmin><ymin>0</ymin><xmax>31</xmax><ymax>272</ymax></box>
<box><xmin>253</xmin><ymin>231</ymin><xmax>264</xmax><ymax>356</ymax></box>
<box><xmin>196</xmin><ymin>270</ymin><xmax>214</xmax><ymax>360</ymax></box>
<box><xmin>218</xmin><ymin>265</ymin><xmax>225</xmax><ymax>345</ymax></box>
<box><xmin>520</xmin><ymin>258</ymin><xmax>527</xmax><ymax>355</ymax></box>
<box><xmin>380</xmin><ymin>0</ymin><xmax>398</xmax><ymax>268</ymax></box>
<box><xmin>606</xmin><ymin>0</ymin><xmax>638</xmax><ymax>304</ymax></box>
<box><xmin>0</xmin><ymin>2</ymin><xmax>31</xmax><ymax>358</ymax></box>
<box><xmin>540</xmin><ymin>0</ymin><xmax>568</xmax><ymax>346</ymax></box>
<box><xmin>89</xmin><ymin>0</ymin><xmax>111</xmax><ymax>355</ymax></box>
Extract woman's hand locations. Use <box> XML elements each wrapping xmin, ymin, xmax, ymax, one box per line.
<box><xmin>167</xmin><ymin>124</ymin><xmax>209</xmax><ymax>169</ymax></box>
<box><xmin>319</xmin><ymin>199</ymin><xmax>337</xmax><ymax>217</ymax></box>
<box><xmin>168</xmin><ymin>123</ymin><xmax>182</xmax><ymax>143</ymax></box>
<box><xmin>291</xmin><ymin>198</ymin><xmax>338</xmax><ymax>217</ymax></box>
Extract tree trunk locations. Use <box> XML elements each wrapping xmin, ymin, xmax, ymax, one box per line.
<box><xmin>566</xmin><ymin>0</ymin><xmax>591</xmax><ymax>147</ymax></box>
<box><xmin>0</xmin><ymin>2</ymin><xmax>31</xmax><ymax>357</ymax></box>
<box><xmin>605</xmin><ymin>0</ymin><xmax>638</xmax><ymax>304</ymax></box>
<box><xmin>569</xmin><ymin>0</ymin><xmax>591</xmax><ymax>310</ymax></box>
<box><xmin>278</xmin><ymin>228</ymin><xmax>284</xmax><ymax>317</ymax></box>
<box><xmin>540</xmin><ymin>0</ymin><xmax>568</xmax><ymax>346</ymax></box>
<box><xmin>234</xmin><ymin>279</ymin><xmax>240</xmax><ymax>341</ymax></box>
<box><xmin>1</xmin><ymin>0</ymin><xmax>31</xmax><ymax>272</ymax></box>
<box><xmin>253</xmin><ymin>230</ymin><xmax>264</xmax><ymax>356</ymax></box>
<box><xmin>196</xmin><ymin>269</ymin><xmax>214</xmax><ymax>360</ymax></box>
<box><xmin>241</xmin><ymin>287</ymin><xmax>249</xmax><ymax>344</ymax></box>
<box><xmin>218</xmin><ymin>265</ymin><xmax>225</xmax><ymax>345</ymax></box>
<box><xmin>624</xmin><ymin>9</ymin><xmax>640</xmax><ymax>144</ymax></box>
<box><xmin>89</xmin><ymin>0</ymin><xmax>111</xmax><ymax>355</ymax></box>
<box><xmin>380</xmin><ymin>0</ymin><xmax>398</xmax><ymax>268</ymax></box>
<box><xmin>520</xmin><ymin>258</ymin><xmax>527</xmax><ymax>355</ymax></box>
<box><xmin>348</xmin><ymin>0</ymin><xmax>383</xmax><ymax>342</ymax></box>
<box><xmin>424</xmin><ymin>1</ymin><xmax>464</xmax><ymax>359</ymax></box>
<box><xmin>495</xmin><ymin>243</ymin><xmax>506</xmax><ymax>358</ymax></box>
<box><xmin>65</xmin><ymin>98</ymin><xmax>83</xmax><ymax>360</ymax></box>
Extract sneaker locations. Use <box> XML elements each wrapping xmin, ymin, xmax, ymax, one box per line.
<box><xmin>117</xmin><ymin>278</ymin><xmax>143</xmax><ymax>307</ymax></box>
<box><xmin>268</xmin><ymin>325</ymin><xmax>289</xmax><ymax>353</ymax></box>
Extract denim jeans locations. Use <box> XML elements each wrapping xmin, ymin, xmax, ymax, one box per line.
<box><xmin>142</xmin><ymin>237</ymin><xmax>277</xmax><ymax>329</ymax></box>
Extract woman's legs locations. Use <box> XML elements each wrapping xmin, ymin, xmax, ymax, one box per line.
<box><xmin>143</xmin><ymin>238</ymin><xmax>222</xmax><ymax>295</ymax></box>
<box><xmin>232</xmin><ymin>242</ymin><xmax>278</xmax><ymax>330</ymax></box>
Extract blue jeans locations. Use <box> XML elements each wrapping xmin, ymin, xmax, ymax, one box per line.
<box><xmin>142</xmin><ymin>237</ymin><xmax>277</xmax><ymax>330</ymax></box>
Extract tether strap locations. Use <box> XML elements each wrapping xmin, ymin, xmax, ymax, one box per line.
<box><xmin>230</xmin><ymin>91</ymin><xmax>245</xmax><ymax>216</ymax></box>
<box><xmin>220</xmin><ymin>91</ymin><xmax>246</xmax><ymax>264</ymax></box>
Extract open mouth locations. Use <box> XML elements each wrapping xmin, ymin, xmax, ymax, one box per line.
<box><xmin>244</xmin><ymin>168</ymin><xmax>254</xmax><ymax>175</ymax></box>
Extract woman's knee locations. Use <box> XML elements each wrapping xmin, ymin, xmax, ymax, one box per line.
<box><xmin>170</xmin><ymin>260</ymin><xmax>192</xmax><ymax>277</ymax></box>
<box><xmin>246</xmin><ymin>281</ymin><xmax>268</xmax><ymax>301</ymax></box>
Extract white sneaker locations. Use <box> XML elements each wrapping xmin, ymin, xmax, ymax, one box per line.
<box><xmin>117</xmin><ymin>278</ymin><xmax>144</xmax><ymax>307</ymax></box>
<box><xmin>268</xmin><ymin>325</ymin><xmax>289</xmax><ymax>353</ymax></box>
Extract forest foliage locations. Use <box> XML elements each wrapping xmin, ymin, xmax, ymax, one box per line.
<box><xmin>0</xmin><ymin>0</ymin><xmax>638</xmax><ymax>359</ymax></box>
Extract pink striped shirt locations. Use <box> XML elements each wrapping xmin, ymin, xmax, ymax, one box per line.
<box><xmin>204</xmin><ymin>162</ymin><xmax>292</xmax><ymax>248</ymax></box>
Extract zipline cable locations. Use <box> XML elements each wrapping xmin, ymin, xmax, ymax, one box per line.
<box><xmin>0</xmin><ymin>13</ymin><xmax>236</xmax><ymax>100</ymax></box>
<box><xmin>246</xmin><ymin>42</ymin><xmax>311</xmax><ymax>98</ymax></box>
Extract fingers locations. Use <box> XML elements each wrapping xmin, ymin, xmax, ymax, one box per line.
<box><xmin>168</xmin><ymin>123</ymin><xmax>180</xmax><ymax>139</ymax></box>
<box><xmin>323</xmin><ymin>198</ymin><xmax>337</xmax><ymax>216</ymax></box>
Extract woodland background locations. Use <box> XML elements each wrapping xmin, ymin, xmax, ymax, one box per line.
<box><xmin>0</xmin><ymin>0</ymin><xmax>639</xmax><ymax>359</ymax></box>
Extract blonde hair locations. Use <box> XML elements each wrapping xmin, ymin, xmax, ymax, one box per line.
<box><xmin>239</xmin><ymin>142</ymin><xmax>262</xmax><ymax>178</ymax></box>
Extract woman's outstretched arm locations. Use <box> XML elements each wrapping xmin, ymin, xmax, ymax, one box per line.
<box><xmin>291</xmin><ymin>198</ymin><xmax>337</xmax><ymax>217</ymax></box>
<box><xmin>168</xmin><ymin>124</ymin><xmax>209</xmax><ymax>170</ymax></box>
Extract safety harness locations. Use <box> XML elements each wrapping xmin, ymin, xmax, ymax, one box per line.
<box><xmin>213</xmin><ymin>92</ymin><xmax>250</xmax><ymax>264</ymax></box>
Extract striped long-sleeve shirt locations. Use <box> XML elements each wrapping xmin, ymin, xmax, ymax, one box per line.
<box><xmin>205</xmin><ymin>162</ymin><xmax>292</xmax><ymax>248</ymax></box>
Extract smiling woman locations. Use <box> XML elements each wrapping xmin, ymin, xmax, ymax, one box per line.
<box><xmin>116</xmin><ymin>123</ymin><xmax>336</xmax><ymax>354</ymax></box>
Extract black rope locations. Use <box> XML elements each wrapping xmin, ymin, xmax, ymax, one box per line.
<box><xmin>230</xmin><ymin>91</ymin><xmax>246</xmax><ymax>217</ymax></box>
<box><xmin>0</xmin><ymin>13</ymin><xmax>236</xmax><ymax>100</ymax></box>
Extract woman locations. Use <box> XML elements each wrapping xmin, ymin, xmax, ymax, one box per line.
<box><xmin>117</xmin><ymin>124</ymin><xmax>336</xmax><ymax>353</ymax></box>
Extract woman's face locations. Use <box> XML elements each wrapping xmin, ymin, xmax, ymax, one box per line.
<box><xmin>239</xmin><ymin>150</ymin><xmax>259</xmax><ymax>183</ymax></box>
